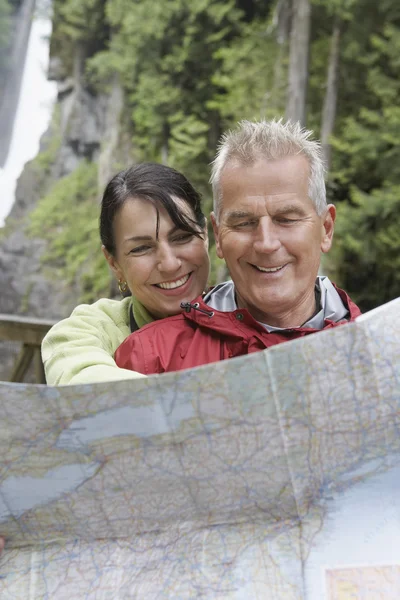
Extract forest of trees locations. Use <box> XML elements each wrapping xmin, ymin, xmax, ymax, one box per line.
<box><xmin>11</xmin><ymin>0</ymin><xmax>400</xmax><ymax>311</ymax></box>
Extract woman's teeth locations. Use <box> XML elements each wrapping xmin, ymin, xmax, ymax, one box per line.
<box><xmin>156</xmin><ymin>274</ymin><xmax>190</xmax><ymax>290</ymax></box>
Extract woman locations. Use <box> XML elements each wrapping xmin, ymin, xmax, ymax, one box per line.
<box><xmin>42</xmin><ymin>162</ymin><xmax>210</xmax><ymax>385</ymax></box>
<box><xmin>2</xmin><ymin>164</ymin><xmax>209</xmax><ymax>556</ymax></box>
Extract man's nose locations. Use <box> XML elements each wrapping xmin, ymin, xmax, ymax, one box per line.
<box><xmin>253</xmin><ymin>218</ymin><xmax>281</xmax><ymax>253</ymax></box>
<box><xmin>157</xmin><ymin>244</ymin><xmax>182</xmax><ymax>272</ymax></box>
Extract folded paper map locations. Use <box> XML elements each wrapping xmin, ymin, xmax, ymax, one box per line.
<box><xmin>0</xmin><ymin>298</ymin><xmax>399</xmax><ymax>599</ymax></box>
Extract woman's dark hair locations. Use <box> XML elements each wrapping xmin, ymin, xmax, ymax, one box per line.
<box><xmin>100</xmin><ymin>162</ymin><xmax>206</xmax><ymax>255</ymax></box>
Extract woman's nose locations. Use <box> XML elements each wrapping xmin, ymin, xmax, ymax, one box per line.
<box><xmin>157</xmin><ymin>245</ymin><xmax>182</xmax><ymax>273</ymax></box>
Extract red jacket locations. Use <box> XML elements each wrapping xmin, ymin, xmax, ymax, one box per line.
<box><xmin>115</xmin><ymin>288</ymin><xmax>361</xmax><ymax>375</ymax></box>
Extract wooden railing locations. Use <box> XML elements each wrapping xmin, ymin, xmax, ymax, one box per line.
<box><xmin>0</xmin><ymin>314</ymin><xmax>56</xmax><ymax>383</ymax></box>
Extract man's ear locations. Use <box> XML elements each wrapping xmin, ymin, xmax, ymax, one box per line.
<box><xmin>102</xmin><ymin>246</ymin><xmax>124</xmax><ymax>281</ymax></box>
<box><xmin>202</xmin><ymin>217</ymin><xmax>209</xmax><ymax>248</ymax></box>
<box><xmin>210</xmin><ymin>212</ymin><xmax>224</xmax><ymax>259</ymax></box>
<box><xmin>321</xmin><ymin>204</ymin><xmax>336</xmax><ymax>253</ymax></box>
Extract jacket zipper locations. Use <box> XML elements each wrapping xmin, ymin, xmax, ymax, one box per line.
<box><xmin>180</xmin><ymin>302</ymin><xmax>214</xmax><ymax>317</ymax></box>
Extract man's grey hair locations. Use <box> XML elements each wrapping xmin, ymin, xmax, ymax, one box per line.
<box><xmin>210</xmin><ymin>118</ymin><xmax>327</xmax><ymax>219</ymax></box>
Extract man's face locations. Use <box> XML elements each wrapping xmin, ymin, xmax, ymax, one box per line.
<box><xmin>211</xmin><ymin>155</ymin><xmax>336</xmax><ymax>327</ymax></box>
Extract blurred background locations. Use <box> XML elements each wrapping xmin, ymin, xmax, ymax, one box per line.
<box><xmin>0</xmin><ymin>0</ymin><xmax>399</xmax><ymax>333</ymax></box>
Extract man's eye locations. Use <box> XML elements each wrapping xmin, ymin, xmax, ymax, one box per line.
<box><xmin>173</xmin><ymin>233</ymin><xmax>194</xmax><ymax>243</ymax></box>
<box><xmin>276</xmin><ymin>217</ymin><xmax>299</xmax><ymax>224</ymax></box>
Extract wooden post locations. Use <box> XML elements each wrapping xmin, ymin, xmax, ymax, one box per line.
<box><xmin>34</xmin><ymin>346</ymin><xmax>46</xmax><ymax>384</ymax></box>
<box><xmin>10</xmin><ymin>344</ymin><xmax>34</xmax><ymax>382</ymax></box>
<box><xmin>0</xmin><ymin>314</ymin><xmax>56</xmax><ymax>384</ymax></box>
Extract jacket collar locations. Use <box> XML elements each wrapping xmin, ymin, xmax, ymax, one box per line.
<box><xmin>131</xmin><ymin>296</ymin><xmax>156</xmax><ymax>329</ymax></box>
<box><xmin>202</xmin><ymin>276</ymin><xmax>360</xmax><ymax>331</ymax></box>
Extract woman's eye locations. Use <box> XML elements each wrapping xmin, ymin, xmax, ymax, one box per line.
<box><xmin>234</xmin><ymin>221</ymin><xmax>253</xmax><ymax>229</ymax></box>
<box><xmin>129</xmin><ymin>245</ymin><xmax>151</xmax><ymax>254</ymax></box>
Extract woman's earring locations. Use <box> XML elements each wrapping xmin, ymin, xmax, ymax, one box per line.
<box><xmin>118</xmin><ymin>279</ymin><xmax>129</xmax><ymax>294</ymax></box>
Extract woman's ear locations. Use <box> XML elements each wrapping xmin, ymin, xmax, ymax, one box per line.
<box><xmin>102</xmin><ymin>246</ymin><xmax>124</xmax><ymax>281</ymax></box>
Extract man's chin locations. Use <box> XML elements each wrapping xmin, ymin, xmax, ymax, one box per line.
<box><xmin>241</xmin><ymin>291</ymin><xmax>288</xmax><ymax>318</ymax></box>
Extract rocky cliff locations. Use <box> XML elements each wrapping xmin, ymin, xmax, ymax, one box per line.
<box><xmin>0</xmin><ymin>29</ymin><xmax>130</xmax><ymax>379</ymax></box>
<box><xmin>0</xmin><ymin>55</ymin><xmax>127</xmax><ymax>317</ymax></box>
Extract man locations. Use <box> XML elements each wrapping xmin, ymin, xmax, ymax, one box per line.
<box><xmin>115</xmin><ymin>119</ymin><xmax>360</xmax><ymax>374</ymax></box>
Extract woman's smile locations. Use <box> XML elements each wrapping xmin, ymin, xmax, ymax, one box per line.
<box><xmin>153</xmin><ymin>272</ymin><xmax>193</xmax><ymax>293</ymax></box>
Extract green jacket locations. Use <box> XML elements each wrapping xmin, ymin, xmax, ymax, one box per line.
<box><xmin>42</xmin><ymin>297</ymin><xmax>154</xmax><ymax>385</ymax></box>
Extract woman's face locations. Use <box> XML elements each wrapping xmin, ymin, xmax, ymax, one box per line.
<box><xmin>104</xmin><ymin>197</ymin><xmax>210</xmax><ymax>319</ymax></box>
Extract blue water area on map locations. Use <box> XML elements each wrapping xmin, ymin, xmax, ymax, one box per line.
<box><xmin>55</xmin><ymin>401</ymin><xmax>195</xmax><ymax>452</ymax></box>
<box><xmin>305</xmin><ymin>458</ymin><xmax>400</xmax><ymax>598</ymax></box>
<box><xmin>0</xmin><ymin>461</ymin><xmax>100</xmax><ymax>523</ymax></box>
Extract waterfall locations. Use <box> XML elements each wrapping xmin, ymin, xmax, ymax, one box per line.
<box><xmin>0</xmin><ymin>13</ymin><xmax>57</xmax><ymax>227</ymax></box>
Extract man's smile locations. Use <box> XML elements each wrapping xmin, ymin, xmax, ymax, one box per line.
<box><xmin>251</xmin><ymin>263</ymin><xmax>288</xmax><ymax>273</ymax></box>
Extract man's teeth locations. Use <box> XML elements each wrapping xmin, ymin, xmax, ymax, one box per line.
<box><xmin>255</xmin><ymin>265</ymin><xmax>284</xmax><ymax>273</ymax></box>
<box><xmin>156</xmin><ymin>274</ymin><xmax>190</xmax><ymax>290</ymax></box>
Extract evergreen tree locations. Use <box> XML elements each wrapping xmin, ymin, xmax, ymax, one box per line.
<box><xmin>32</xmin><ymin>0</ymin><xmax>400</xmax><ymax>301</ymax></box>
<box><xmin>88</xmin><ymin>0</ymin><xmax>246</xmax><ymax>196</ymax></box>
<box><xmin>326</xmin><ymin>13</ymin><xmax>400</xmax><ymax>309</ymax></box>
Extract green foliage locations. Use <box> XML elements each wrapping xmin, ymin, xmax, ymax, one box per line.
<box><xmin>85</xmin><ymin>0</ymin><xmax>285</xmax><ymax>268</ymax></box>
<box><xmin>89</xmin><ymin>0</ymin><xmax>245</xmax><ymax>184</ymax></box>
<box><xmin>327</xmin><ymin>185</ymin><xmax>400</xmax><ymax>310</ymax></box>
<box><xmin>31</xmin><ymin>106</ymin><xmax>62</xmax><ymax>175</ymax></box>
<box><xmin>27</xmin><ymin>161</ymin><xmax>110</xmax><ymax>302</ymax></box>
<box><xmin>312</xmin><ymin>0</ymin><xmax>358</xmax><ymax>21</ymax></box>
<box><xmin>46</xmin><ymin>0</ymin><xmax>400</xmax><ymax>308</ymax></box>
<box><xmin>168</xmin><ymin>114</ymin><xmax>210</xmax><ymax>172</ymax></box>
<box><xmin>50</xmin><ymin>0</ymin><xmax>108</xmax><ymax>76</ymax></box>
<box><xmin>210</xmin><ymin>19</ymin><xmax>286</xmax><ymax>125</ymax></box>
<box><xmin>326</xmin><ymin>16</ymin><xmax>400</xmax><ymax>309</ymax></box>
<box><xmin>57</xmin><ymin>0</ymin><xmax>105</xmax><ymax>42</ymax></box>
